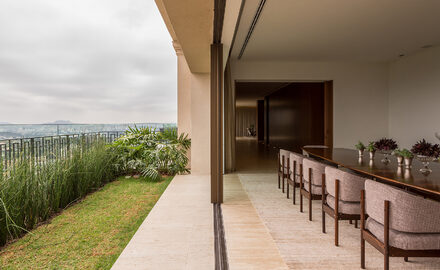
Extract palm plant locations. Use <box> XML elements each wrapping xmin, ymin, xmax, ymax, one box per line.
<box><xmin>111</xmin><ymin>126</ymin><xmax>191</xmax><ymax>181</ymax></box>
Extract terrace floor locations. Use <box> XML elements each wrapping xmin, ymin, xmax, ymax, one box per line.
<box><xmin>112</xmin><ymin>139</ymin><xmax>440</xmax><ymax>269</ymax></box>
<box><xmin>111</xmin><ymin>174</ymin><xmax>214</xmax><ymax>270</ymax></box>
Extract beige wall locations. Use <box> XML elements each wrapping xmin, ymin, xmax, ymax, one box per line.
<box><xmin>190</xmin><ymin>73</ymin><xmax>211</xmax><ymax>174</ymax></box>
<box><xmin>230</xmin><ymin>60</ymin><xmax>389</xmax><ymax>149</ymax></box>
<box><xmin>388</xmin><ymin>46</ymin><xmax>440</xmax><ymax>148</ymax></box>
<box><xmin>176</xmin><ymin>44</ymin><xmax>211</xmax><ymax>174</ymax></box>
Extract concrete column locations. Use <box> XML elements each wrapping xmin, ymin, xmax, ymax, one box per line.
<box><xmin>174</xmin><ymin>41</ymin><xmax>192</xmax><ymax>167</ymax></box>
<box><xmin>174</xmin><ymin>41</ymin><xmax>211</xmax><ymax>175</ymax></box>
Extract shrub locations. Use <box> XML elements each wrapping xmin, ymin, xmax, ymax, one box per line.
<box><xmin>110</xmin><ymin>126</ymin><xmax>190</xmax><ymax>181</ymax></box>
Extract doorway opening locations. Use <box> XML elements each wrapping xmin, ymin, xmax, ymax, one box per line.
<box><xmin>234</xmin><ymin>81</ymin><xmax>333</xmax><ymax>172</ymax></box>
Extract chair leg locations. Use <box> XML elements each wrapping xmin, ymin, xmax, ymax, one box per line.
<box><xmin>361</xmin><ymin>235</ymin><xmax>365</xmax><ymax>269</ymax></box>
<box><xmin>335</xmin><ymin>218</ymin><xmax>339</xmax><ymax>246</ymax></box>
<box><xmin>282</xmin><ymin>175</ymin><xmax>285</xmax><ymax>193</ymax></box>
<box><xmin>355</xmin><ymin>219</ymin><xmax>358</xmax><ymax>228</ymax></box>
<box><xmin>349</xmin><ymin>220</ymin><xmax>352</xmax><ymax>224</ymax></box>
<box><xmin>384</xmin><ymin>254</ymin><xmax>389</xmax><ymax>270</ymax></box>
<box><xmin>278</xmin><ymin>174</ymin><xmax>280</xmax><ymax>189</ymax></box>
<box><xmin>308</xmin><ymin>194</ymin><xmax>312</xmax><ymax>221</ymax></box>
<box><xmin>322</xmin><ymin>210</ymin><xmax>326</xmax><ymax>233</ymax></box>
<box><xmin>293</xmin><ymin>183</ymin><xmax>296</xmax><ymax>205</ymax></box>
<box><xmin>300</xmin><ymin>192</ymin><xmax>303</xmax><ymax>212</ymax></box>
<box><xmin>286</xmin><ymin>182</ymin><xmax>289</xmax><ymax>198</ymax></box>
<box><xmin>404</xmin><ymin>257</ymin><xmax>408</xmax><ymax>262</ymax></box>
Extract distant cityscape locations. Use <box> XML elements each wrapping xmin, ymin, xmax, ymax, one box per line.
<box><xmin>0</xmin><ymin>121</ymin><xmax>176</xmax><ymax>140</ymax></box>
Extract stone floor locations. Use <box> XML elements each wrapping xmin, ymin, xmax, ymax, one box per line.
<box><xmin>237</xmin><ymin>172</ymin><xmax>440</xmax><ymax>270</ymax></box>
<box><xmin>111</xmin><ymin>174</ymin><xmax>214</xmax><ymax>270</ymax></box>
<box><xmin>223</xmin><ymin>174</ymin><xmax>288</xmax><ymax>270</ymax></box>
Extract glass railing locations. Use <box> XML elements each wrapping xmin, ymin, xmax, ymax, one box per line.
<box><xmin>0</xmin><ymin>123</ymin><xmax>176</xmax><ymax>140</ymax></box>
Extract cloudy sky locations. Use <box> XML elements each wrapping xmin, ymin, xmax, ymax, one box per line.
<box><xmin>0</xmin><ymin>0</ymin><xmax>177</xmax><ymax>124</ymax></box>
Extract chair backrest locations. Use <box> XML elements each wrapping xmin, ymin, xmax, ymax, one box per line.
<box><xmin>279</xmin><ymin>149</ymin><xmax>290</xmax><ymax>167</ymax></box>
<box><xmin>365</xmin><ymin>180</ymin><xmax>440</xmax><ymax>233</ymax></box>
<box><xmin>302</xmin><ymin>158</ymin><xmax>326</xmax><ymax>186</ymax></box>
<box><xmin>289</xmin><ymin>152</ymin><xmax>303</xmax><ymax>173</ymax></box>
<box><xmin>325</xmin><ymin>166</ymin><xmax>366</xmax><ymax>202</ymax></box>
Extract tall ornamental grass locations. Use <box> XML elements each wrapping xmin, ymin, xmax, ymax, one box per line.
<box><xmin>0</xmin><ymin>140</ymin><xmax>119</xmax><ymax>247</ymax></box>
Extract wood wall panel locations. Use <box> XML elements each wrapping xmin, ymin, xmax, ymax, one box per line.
<box><xmin>268</xmin><ymin>82</ymin><xmax>325</xmax><ymax>152</ymax></box>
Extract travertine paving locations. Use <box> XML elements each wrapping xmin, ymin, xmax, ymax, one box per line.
<box><xmin>238</xmin><ymin>173</ymin><xmax>440</xmax><ymax>270</ymax></box>
<box><xmin>111</xmin><ymin>175</ymin><xmax>214</xmax><ymax>270</ymax></box>
<box><xmin>223</xmin><ymin>174</ymin><xmax>289</xmax><ymax>270</ymax></box>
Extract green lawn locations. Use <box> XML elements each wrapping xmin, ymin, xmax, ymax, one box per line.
<box><xmin>0</xmin><ymin>176</ymin><xmax>173</xmax><ymax>270</ymax></box>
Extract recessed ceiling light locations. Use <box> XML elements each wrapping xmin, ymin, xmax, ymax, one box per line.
<box><xmin>421</xmin><ymin>45</ymin><xmax>433</xmax><ymax>49</ymax></box>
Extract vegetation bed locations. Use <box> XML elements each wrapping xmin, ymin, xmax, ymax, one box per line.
<box><xmin>0</xmin><ymin>176</ymin><xmax>172</xmax><ymax>269</ymax></box>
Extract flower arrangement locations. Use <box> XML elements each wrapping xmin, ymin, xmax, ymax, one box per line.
<box><xmin>400</xmin><ymin>149</ymin><xmax>414</xmax><ymax>159</ymax></box>
<box><xmin>392</xmin><ymin>149</ymin><xmax>402</xmax><ymax>156</ymax></box>
<box><xmin>411</xmin><ymin>139</ymin><xmax>440</xmax><ymax>175</ymax></box>
<box><xmin>366</xmin><ymin>142</ymin><xmax>376</xmax><ymax>152</ymax></box>
<box><xmin>411</xmin><ymin>139</ymin><xmax>440</xmax><ymax>158</ymax></box>
<box><xmin>355</xmin><ymin>141</ymin><xmax>365</xmax><ymax>151</ymax></box>
<box><xmin>374</xmin><ymin>138</ymin><xmax>398</xmax><ymax>152</ymax></box>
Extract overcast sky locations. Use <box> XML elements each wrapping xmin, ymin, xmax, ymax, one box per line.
<box><xmin>0</xmin><ymin>0</ymin><xmax>177</xmax><ymax>124</ymax></box>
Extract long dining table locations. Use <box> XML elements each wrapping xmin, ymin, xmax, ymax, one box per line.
<box><xmin>303</xmin><ymin>147</ymin><xmax>440</xmax><ymax>201</ymax></box>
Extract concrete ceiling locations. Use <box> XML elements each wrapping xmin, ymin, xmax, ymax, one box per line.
<box><xmin>155</xmin><ymin>0</ymin><xmax>213</xmax><ymax>73</ymax></box>
<box><xmin>235</xmin><ymin>81</ymin><xmax>289</xmax><ymax>107</ymax></box>
<box><xmin>231</xmin><ymin>0</ymin><xmax>440</xmax><ymax>62</ymax></box>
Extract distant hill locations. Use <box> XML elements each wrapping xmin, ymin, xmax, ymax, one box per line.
<box><xmin>0</xmin><ymin>122</ymin><xmax>10</xmax><ymax>124</ymax></box>
<box><xmin>44</xmin><ymin>120</ymin><xmax>74</xmax><ymax>124</ymax></box>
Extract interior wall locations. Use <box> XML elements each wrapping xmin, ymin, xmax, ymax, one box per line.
<box><xmin>268</xmin><ymin>83</ymin><xmax>324</xmax><ymax>152</ymax></box>
<box><xmin>235</xmin><ymin>106</ymin><xmax>256</xmax><ymax>137</ymax></box>
<box><xmin>388</xmin><ymin>46</ymin><xmax>440</xmax><ymax>148</ymax></box>
<box><xmin>230</xmin><ymin>60</ymin><xmax>389</xmax><ymax>148</ymax></box>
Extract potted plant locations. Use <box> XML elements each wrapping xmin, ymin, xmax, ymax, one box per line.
<box><xmin>392</xmin><ymin>149</ymin><xmax>404</xmax><ymax>166</ymax></box>
<box><xmin>355</xmin><ymin>141</ymin><xmax>365</xmax><ymax>157</ymax></box>
<box><xmin>374</xmin><ymin>138</ymin><xmax>398</xmax><ymax>164</ymax></box>
<box><xmin>366</xmin><ymin>141</ymin><xmax>376</xmax><ymax>160</ymax></box>
<box><xmin>411</xmin><ymin>139</ymin><xmax>440</xmax><ymax>175</ymax></box>
<box><xmin>400</xmin><ymin>149</ymin><xmax>414</xmax><ymax>169</ymax></box>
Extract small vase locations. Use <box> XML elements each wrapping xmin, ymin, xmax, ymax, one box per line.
<box><xmin>358</xmin><ymin>149</ymin><xmax>364</xmax><ymax>157</ymax></box>
<box><xmin>416</xmin><ymin>155</ymin><xmax>436</xmax><ymax>176</ymax></box>
<box><xmin>380</xmin><ymin>150</ymin><xmax>392</xmax><ymax>165</ymax></box>
<box><xmin>396</xmin><ymin>155</ymin><xmax>404</xmax><ymax>166</ymax></box>
<box><xmin>404</xmin><ymin>157</ymin><xmax>413</xmax><ymax>169</ymax></box>
<box><xmin>369</xmin><ymin>151</ymin><xmax>375</xmax><ymax>160</ymax></box>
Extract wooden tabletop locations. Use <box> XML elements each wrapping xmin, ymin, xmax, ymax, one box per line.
<box><xmin>303</xmin><ymin>147</ymin><xmax>440</xmax><ymax>201</ymax></box>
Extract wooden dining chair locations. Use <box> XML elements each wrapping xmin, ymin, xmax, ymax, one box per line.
<box><xmin>277</xmin><ymin>149</ymin><xmax>290</xmax><ymax>193</ymax></box>
<box><xmin>300</xmin><ymin>158</ymin><xmax>326</xmax><ymax>221</ymax></box>
<box><xmin>322</xmin><ymin>166</ymin><xmax>366</xmax><ymax>246</ymax></box>
<box><xmin>361</xmin><ymin>180</ymin><xmax>440</xmax><ymax>270</ymax></box>
<box><xmin>286</xmin><ymin>152</ymin><xmax>303</xmax><ymax>204</ymax></box>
